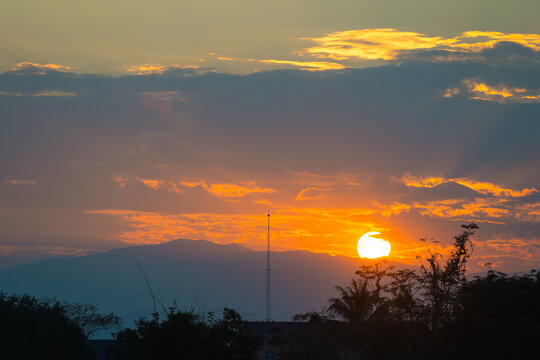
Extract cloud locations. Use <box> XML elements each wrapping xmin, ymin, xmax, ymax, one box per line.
<box><xmin>1</xmin><ymin>59</ymin><xmax>539</xmax><ymax>272</ymax></box>
<box><xmin>515</xmin><ymin>202</ymin><xmax>540</xmax><ymax>222</ymax></box>
<box><xmin>292</xmin><ymin>171</ymin><xmax>366</xmax><ymax>201</ymax></box>
<box><xmin>301</xmin><ymin>29</ymin><xmax>540</xmax><ymax>62</ymax></box>
<box><xmin>112</xmin><ymin>175</ymin><xmax>275</xmax><ymax>198</ymax></box>
<box><xmin>111</xmin><ymin>176</ymin><xmax>183</xmax><ymax>193</ymax></box>
<box><xmin>442</xmin><ymin>78</ymin><xmax>540</xmax><ymax>103</ymax></box>
<box><xmin>413</xmin><ymin>198</ymin><xmax>510</xmax><ymax>220</ymax></box>
<box><xmin>3</xmin><ymin>179</ymin><xmax>35</xmax><ymax>187</ymax></box>
<box><xmin>291</xmin><ymin>171</ymin><xmax>365</xmax><ymax>187</ymax></box>
<box><xmin>473</xmin><ymin>238</ymin><xmax>540</xmax><ymax>268</ymax></box>
<box><xmin>180</xmin><ymin>179</ymin><xmax>276</xmax><ymax>198</ymax></box>
<box><xmin>12</xmin><ymin>62</ymin><xmax>73</xmax><ymax>74</ymax></box>
<box><xmin>401</xmin><ymin>173</ymin><xmax>537</xmax><ymax>198</ymax></box>
<box><xmin>257</xmin><ymin>59</ymin><xmax>346</xmax><ymax>71</ymax></box>
<box><xmin>206</xmin><ymin>182</ymin><xmax>275</xmax><ymax>198</ymax></box>
<box><xmin>294</xmin><ymin>186</ymin><xmax>332</xmax><ymax>201</ymax></box>
<box><xmin>127</xmin><ymin>64</ymin><xmax>200</xmax><ymax>75</ymax></box>
<box><xmin>0</xmin><ymin>244</ymin><xmax>96</xmax><ymax>257</ymax></box>
<box><xmin>33</xmin><ymin>90</ymin><xmax>76</xmax><ymax>97</ymax></box>
<box><xmin>217</xmin><ymin>57</ymin><xmax>236</xmax><ymax>61</ymax></box>
<box><xmin>302</xmin><ymin>29</ymin><xmax>446</xmax><ymax>60</ymax></box>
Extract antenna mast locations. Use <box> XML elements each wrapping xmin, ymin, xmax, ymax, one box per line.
<box><xmin>266</xmin><ymin>212</ymin><xmax>271</xmax><ymax>322</ymax></box>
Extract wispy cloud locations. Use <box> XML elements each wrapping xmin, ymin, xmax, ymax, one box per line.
<box><xmin>257</xmin><ymin>59</ymin><xmax>346</xmax><ymax>71</ymax></box>
<box><xmin>112</xmin><ymin>175</ymin><xmax>275</xmax><ymax>198</ymax></box>
<box><xmin>3</xmin><ymin>179</ymin><xmax>35</xmax><ymax>187</ymax></box>
<box><xmin>127</xmin><ymin>64</ymin><xmax>199</xmax><ymax>75</ymax></box>
<box><xmin>181</xmin><ymin>179</ymin><xmax>276</xmax><ymax>198</ymax></box>
<box><xmin>401</xmin><ymin>173</ymin><xmax>537</xmax><ymax>198</ymax></box>
<box><xmin>302</xmin><ymin>29</ymin><xmax>446</xmax><ymax>60</ymax></box>
<box><xmin>301</xmin><ymin>29</ymin><xmax>540</xmax><ymax>61</ymax></box>
<box><xmin>0</xmin><ymin>244</ymin><xmax>97</xmax><ymax>257</ymax></box>
<box><xmin>462</xmin><ymin>80</ymin><xmax>540</xmax><ymax>103</ymax></box>
<box><xmin>292</xmin><ymin>171</ymin><xmax>365</xmax><ymax>201</ymax></box>
<box><xmin>12</xmin><ymin>62</ymin><xmax>73</xmax><ymax>73</ymax></box>
<box><xmin>33</xmin><ymin>90</ymin><xmax>76</xmax><ymax>97</ymax></box>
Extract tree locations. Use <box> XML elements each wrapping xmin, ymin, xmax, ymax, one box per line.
<box><xmin>110</xmin><ymin>307</ymin><xmax>258</xmax><ymax>360</ymax></box>
<box><xmin>327</xmin><ymin>264</ymin><xmax>392</xmax><ymax>324</ymax></box>
<box><xmin>451</xmin><ymin>269</ymin><xmax>540</xmax><ymax>359</ymax></box>
<box><xmin>63</xmin><ymin>302</ymin><xmax>121</xmax><ymax>338</ymax></box>
<box><xmin>417</xmin><ymin>223</ymin><xmax>478</xmax><ymax>328</ymax></box>
<box><xmin>0</xmin><ymin>292</ymin><xmax>95</xmax><ymax>360</ymax></box>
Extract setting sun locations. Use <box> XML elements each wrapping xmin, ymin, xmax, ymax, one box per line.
<box><xmin>357</xmin><ymin>232</ymin><xmax>391</xmax><ymax>258</ymax></box>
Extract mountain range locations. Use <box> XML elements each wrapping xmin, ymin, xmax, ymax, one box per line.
<box><xmin>0</xmin><ymin>239</ymin><xmax>397</xmax><ymax>332</ymax></box>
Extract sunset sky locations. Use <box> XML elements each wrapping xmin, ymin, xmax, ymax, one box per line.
<box><xmin>1</xmin><ymin>0</ymin><xmax>539</xmax><ymax>272</ymax></box>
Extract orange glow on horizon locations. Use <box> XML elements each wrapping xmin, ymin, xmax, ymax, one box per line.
<box><xmin>87</xmin><ymin>171</ymin><xmax>539</xmax><ymax>271</ymax></box>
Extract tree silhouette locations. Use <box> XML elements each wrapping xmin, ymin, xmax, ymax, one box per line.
<box><xmin>0</xmin><ymin>293</ymin><xmax>95</xmax><ymax>360</ymax></box>
<box><xmin>417</xmin><ymin>223</ymin><xmax>478</xmax><ymax>328</ymax></box>
<box><xmin>110</xmin><ymin>307</ymin><xmax>257</xmax><ymax>360</ymax></box>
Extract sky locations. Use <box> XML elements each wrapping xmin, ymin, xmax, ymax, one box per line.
<box><xmin>0</xmin><ymin>0</ymin><xmax>539</xmax><ymax>272</ymax></box>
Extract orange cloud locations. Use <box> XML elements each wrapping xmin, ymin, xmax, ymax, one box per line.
<box><xmin>292</xmin><ymin>171</ymin><xmax>366</xmax><ymax>201</ymax></box>
<box><xmin>206</xmin><ymin>182</ymin><xmax>275</xmax><ymax>198</ymax></box>
<box><xmin>257</xmin><ymin>59</ymin><xmax>346</xmax><ymax>71</ymax></box>
<box><xmin>86</xmin><ymin>207</ymin><xmax>385</xmax><ymax>258</ymax></box>
<box><xmin>217</xmin><ymin>57</ymin><xmax>235</xmax><ymax>61</ymax></box>
<box><xmin>474</xmin><ymin>238</ymin><xmax>540</xmax><ymax>262</ymax></box>
<box><xmin>455</xmin><ymin>31</ymin><xmax>540</xmax><ymax>52</ymax></box>
<box><xmin>112</xmin><ymin>175</ymin><xmax>275</xmax><ymax>198</ymax></box>
<box><xmin>401</xmin><ymin>173</ymin><xmax>537</xmax><ymax>198</ymax></box>
<box><xmin>443</xmin><ymin>88</ymin><xmax>460</xmax><ymax>98</ymax></box>
<box><xmin>3</xmin><ymin>179</ymin><xmax>35</xmax><ymax>186</ymax></box>
<box><xmin>372</xmin><ymin>202</ymin><xmax>412</xmax><ymax>217</ymax></box>
<box><xmin>516</xmin><ymin>202</ymin><xmax>540</xmax><ymax>222</ymax></box>
<box><xmin>460</xmin><ymin>79</ymin><xmax>540</xmax><ymax>103</ymax></box>
<box><xmin>140</xmin><ymin>178</ymin><xmax>184</xmax><ymax>193</ymax></box>
<box><xmin>180</xmin><ymin>179</ymin><xmax>276</xmax><ymax>198</ymax></box>
<box><xmin>111</xmin><ymin>176</ymin><xmax>183</xmax><ymax>193</ymax></box>
<box><xmin>33</xmin><ymin>90</ymin><xmax>76</xmax><ymax>97</ymax></box>
<box><xmin>301</xmin><ymin>29</ymin><xmax>540</xmax><ymax>61</ymax></box>
<box><xmin>94</xmin><ymin>170</ymin><xmax>538</xmax><ymax>269</ymax></box>
<box><xmin>302</xmin><ymin>28</ymin><xmax>446</xmax><ymax>60</ymax></box>
<box><xmin>127</xmin><ymin>64</ymin><xmax>199</xmax><ymax>75</ymax></box>
<box><xmin>413</xmin><ymin>198</ymin><xmax>510</xmax><ymax>220</ymax></box>
<box><xmin>13</xmin><ymin>62</ymin><xmax>72</xmax><ymax>73</ymax></box>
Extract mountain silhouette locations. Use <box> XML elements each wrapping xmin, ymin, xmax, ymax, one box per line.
<box><xmin>0</xmin><ymin>239</ymin><xmax>401</xmax><ymax>331</ymax></box>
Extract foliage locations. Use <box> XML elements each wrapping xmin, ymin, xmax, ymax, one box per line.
<box><xmin>63</xmin><ymin>302</ymin><xmax>122</xmax><ymax>338</ymax></box>
<box><xmin>416</xmin><ymin>223</ymin><xmax>478</xmax><ymax>328</ymax></box>
<box><xmin>110</xmin><ymin>307</ymin><xmax>258</xmax><ymax>360</ymax></box>
<box><xmin>0</xmin><ymin>292</ymin><xmax>95</xmax><ymax>360</ymax></box>
<box><xmin>451</xmin><ymin>269</ymin><xmax>540</xmax><ymax>359</ymax></box>
<box><xmin>290</xmin><ymin>223</ymin><xmax>540</xmax><ymax>360</ymax></box>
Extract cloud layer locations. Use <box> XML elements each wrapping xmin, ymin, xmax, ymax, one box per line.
<box><xmin>0</xmin><ymin>42</ymin><xmax>539</xmax><ymax>272</ymax></box>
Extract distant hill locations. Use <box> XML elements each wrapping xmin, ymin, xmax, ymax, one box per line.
<box><xmin>0</xmin><ymin>239</ymin><xmax>402</xmax><ymax>331</ymax></box>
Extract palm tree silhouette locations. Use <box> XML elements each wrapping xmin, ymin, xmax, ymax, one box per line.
<box><xmin>327</xmin><ymin>278</ymin><xmax>378</xmax><ymax>323</ymax></box>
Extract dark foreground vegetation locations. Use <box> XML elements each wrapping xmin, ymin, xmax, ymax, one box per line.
<box><xmin>1</xmin><ymin>224</ymin><xmax>539</xmax><ymax>359</ymax></box>
<box><xmin>0</xmin><ymin>294</ymin><xmax>120</xmax><ymax>359</ymax></box>
<box><xmin>282</xmin><ymin>224</ymin><xmax>540</xmax><ymax>360</ymax></box>
<box><xmin>109</xmin><ymin>307</ymin><xmax>258</xmax><ymax>359</ymax></box>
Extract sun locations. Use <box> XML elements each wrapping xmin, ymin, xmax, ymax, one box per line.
<box><xmin>357</xmin><ymin>232</ymin><xmax>391</xmax><ymax>258</ymax></box>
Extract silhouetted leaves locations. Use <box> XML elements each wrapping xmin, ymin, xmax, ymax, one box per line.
<box><xmin>292</xmin><ymin>223</ymin><xmax>540</xmax><ymax>359</ymax></box>
<box><xmin>0</xmin><ymin>293</ymin><xmax>95</xmax><ymax>360</ymax></box>
<box><xmin>110</xmin><ymin>307</ymin><xmax>257</xmax><ymax>360</ymax></box>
